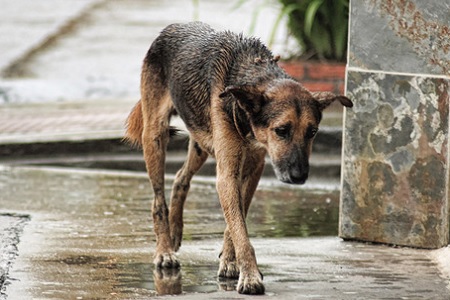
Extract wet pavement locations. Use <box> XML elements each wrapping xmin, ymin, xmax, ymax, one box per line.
<box><xmin>1</xmin><ymin>165</ymin><xmax>449</xmax><ymax>299</ymax></box>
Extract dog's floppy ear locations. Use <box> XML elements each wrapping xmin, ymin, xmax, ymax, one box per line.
<box><xmin>312</xmin><ymin>91</ymin><xmax>353</xmax><ymax>111</ymax></box>
<box><xmin>219</xmin><ymin>85</ymin><xmax>266</xmax><ymax>115</ymax></box>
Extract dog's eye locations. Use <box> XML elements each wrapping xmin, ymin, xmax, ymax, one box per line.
<box><xmin>306</xmin><ymin>127</ymin><xmax>318</xmax><ymax>139</ymax></box>
<box><xmin>274</xmin><ymin>124</ymin><xmax>291</xmax><ymax>139</ymax></box>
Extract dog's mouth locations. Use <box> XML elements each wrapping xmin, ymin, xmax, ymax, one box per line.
<box><xmin>279</xmin><ymin>174</ymin><xmax>308</xmax><ymax>185</ymax></box>
<box><xmin>273</xmin><ymin>166</ymin><xmax>309</xmax><ymax>185</ymax></box>
<box><xmin>284</xmin><ymin>175</ymin><xmax>307</xmax><ymax>185</ymax></box>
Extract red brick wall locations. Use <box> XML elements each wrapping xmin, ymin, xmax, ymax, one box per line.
<box><xmin>279</xmin><ymin>61</ymin><xmax>346</xmax><ymax>95</ymax></box>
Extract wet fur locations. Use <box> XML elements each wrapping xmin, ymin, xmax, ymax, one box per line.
<box><xmin>125</xmin><ymin>22</ymin><xmax>352</xmax><ymax>295</ymax></box>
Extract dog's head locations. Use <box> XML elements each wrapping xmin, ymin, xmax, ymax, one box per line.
<box><xmin>219</xmin><ymin>79</ymin><xmax>353</xmax><ymax>184</ymax></box>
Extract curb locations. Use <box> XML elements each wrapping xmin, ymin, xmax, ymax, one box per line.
<box><xmin>0</xmin><ymin>129</ymin><xmax>343</xmax><ymax>180</ymax></box>
<box><xmin>0</xmin><ymin>127</ymin><xmax>343</xmax><ymax>158</ymax></box>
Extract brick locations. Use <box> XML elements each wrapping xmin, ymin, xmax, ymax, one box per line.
<box><xmin>302</xmin><ymin>82</ymin><xmax>335</xmax><ymax>92</ymax></box>
<box><xmin>307</xmin><ymin>63</ymin><xmax>346</xmax><ymax>80</ymax></box>
<box><xmin>279</xmin><ymin>62</ymin><xmax>305</xmax><ymax>79</ymax></box>
<box><xmin>338</xmin><ymin>82</ymin><xmax>346</xmax><ymax>94</ymax></box>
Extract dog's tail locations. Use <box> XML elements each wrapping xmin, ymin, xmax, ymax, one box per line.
<box><xmin>124</xmin><ymin>100</ymin><xmax>181</xmax><ymax>148</ymax></box>
<box><xmin>124</xmin><ymin>100</ymin><xmax>144</xmax><ymax>147</ymax></box>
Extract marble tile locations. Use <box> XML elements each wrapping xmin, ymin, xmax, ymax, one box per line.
<box><xmin>349</xmin><ymin>0</ymin><xmax>450</xmax><ymax>76</ymax></box>
<box><xmin>340</xmin><ymin>71</ymin><xmax>449</xmax><ymax>248</ymax></box>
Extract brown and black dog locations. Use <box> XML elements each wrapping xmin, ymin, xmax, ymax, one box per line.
<box><xmin>125</xmin><ymin>22</ymin><xmax>352</xmax><ymax>295</ymax></box>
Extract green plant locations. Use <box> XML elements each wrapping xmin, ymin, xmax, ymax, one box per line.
<box><xmin>232</xmin><ymin>0</ymin><xmax>349</xmax><ymax>61</ymax></box>
<box><xmin>277</xmin><ymin>0</ymin><xmax>349</xmax><ymax>61</ymax></box>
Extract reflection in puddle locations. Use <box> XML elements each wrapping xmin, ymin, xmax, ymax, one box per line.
<box><xmin>249</xmin><ymin>189</ymin><xmax>339</xmax><ymax>238</ymax></box>
<box><xmin>153</xmin><ymin>269</ymin><xmax>182</xmax><ymax>295</ymax></box>
<box><xmin>217</xmin><ymin>277</ymin><xmax>238</xmax><ymax>292</ymax></box>
<box><xmin>115</xmin><ymin>262</ymin><xmax>220</xmax><ymax>295</ymax></box>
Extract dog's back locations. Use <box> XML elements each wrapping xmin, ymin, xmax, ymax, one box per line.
<box><xmin>125</xmin><ymin>22</ymin><xmax>289</xmax><ymax>146</ymax></box>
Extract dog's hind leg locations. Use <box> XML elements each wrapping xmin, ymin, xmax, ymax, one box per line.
<box><xmin>218</xmin><ymin>148</ymin><xmax>266</xmax><ymax>279</ymax></box>
<box><xmin>141</xmin><ymin>68</ymin><xmax>179</xmax><ymax>268</ymax></box>
<box><xmin>169</xmin><ymin>139</ymin><xmax>208</xmax><ymax>251</ymax></box>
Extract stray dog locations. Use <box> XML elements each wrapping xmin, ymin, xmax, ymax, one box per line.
<box><xmin>125</xmin><ymin>22</ymin><xmax>352</xmax><ymax>295</ymax></box>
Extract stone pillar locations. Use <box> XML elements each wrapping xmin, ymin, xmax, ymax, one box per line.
<box><xmin>340</xmin><ymin>0</ymin><xmax>450</xmax><ymax>249</ymax></box>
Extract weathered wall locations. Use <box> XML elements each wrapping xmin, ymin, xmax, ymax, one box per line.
<box><xmin>340</xmin><ymin>0</ymin><xmax>450</xmax><ymax>248</ymax></box>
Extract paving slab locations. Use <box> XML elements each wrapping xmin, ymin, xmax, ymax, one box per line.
<box><xmin>0</xmin><ymin>100</ymin><xmax>132</xmax><ymax>144</ymax></box>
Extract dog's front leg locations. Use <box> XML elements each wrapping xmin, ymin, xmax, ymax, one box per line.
<box><xmin>218</xmin><ymin>148</ymin><xmax>266</xmax><ymax>281</ymax></box>
<box><xmin>216</xmin><ymin>155</ymin><xmax>265</xmax><ymax>295</ymax></box>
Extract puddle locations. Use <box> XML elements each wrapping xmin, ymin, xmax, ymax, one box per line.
<box><xmin>1</xmin><ymin>158</ymin><xmax>341</xmax><ymax>240</ymax></box>
<box><xmin>115</xmin><ymin>262</ymin><xmax>220</xmax><ymax>295</ymax></box>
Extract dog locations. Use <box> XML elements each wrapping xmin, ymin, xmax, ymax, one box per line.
<box><xmin>125</xmin><ymin>22</ymin><xmax>353</xmax><ymax>295</ymax></box>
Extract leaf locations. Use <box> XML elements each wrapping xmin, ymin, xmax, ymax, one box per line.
<box><xmin>310</xmin><ymin>24</ymin><xmax>332</xmax><ymax>59</ymax></box>
<box><xmin>333</xmin><ymin>20</ymin><xmax>348</xmax><ymax>60</ymax></box>
<box><xmin>304</xmin><ymin>0</ymin><xmax>324</xmax><ymax>38</ymax></box>
<box><xmin>268</xmin><ymin>3</ymin><xmax>301</xmax><ymax>47</ymax></box>
<box><xmin>329</xmin><ymin>1</ymin><xmax>349</xmax><ymax>60</ymax></box>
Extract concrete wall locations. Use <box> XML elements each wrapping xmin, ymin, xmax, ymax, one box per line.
<box><xmin>340</xmin><ymin>0</ymin><xmax>450</xmax><ymax>248</ymax></box>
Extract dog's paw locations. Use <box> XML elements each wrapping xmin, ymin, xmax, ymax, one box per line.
<box><xmin>237</xmin><ymin>271</ymin><xmax>265</xmax><ymax>295</ymax></box>
<box><xmin>218</xmin><ymin>260</ymin><xmax>239</xmax><ymax>279</ymax></box>
<box><xmin>154</xmin><ymin>252</ymin><xmax>180</xmax><ymax>269</ymax></box>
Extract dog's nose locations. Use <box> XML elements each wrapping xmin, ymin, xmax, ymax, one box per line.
<box><xmin>289</xmin><ymin>168</ymin><xmax>308</xmax><ymax>184</ymax></box>
<box><xmin>290</xmin><ymin>173</ymin><xmax>308</xmax><ymax>184</ymax></box>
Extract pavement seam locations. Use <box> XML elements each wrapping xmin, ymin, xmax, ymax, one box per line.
<box><xmin>0</xmin><ymin>214</ymin><xmax>30</xmax><ymax>298</ymax></box>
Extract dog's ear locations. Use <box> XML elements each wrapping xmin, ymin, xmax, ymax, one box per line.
<box><xmin>312</xmin><ymin>91</ymin><xmax>353</xmax><ymax>111</ymax></box>
<box><xmin>219</xmin><ymin>85</ymin><xmax>266</xmax><ymax>115</ymax></box>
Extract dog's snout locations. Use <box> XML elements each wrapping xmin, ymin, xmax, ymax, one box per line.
<box><xmin>289</xmin><ymin>168</ymin><xmax>308</xmax><ymax>184</ymax></box>
<box><xmin>277</xmin><ymin>170</ymin><xmax>308</xmax><ymax>185</ymax></box>
<box><xmin>273</xmin><ymin>156</ymin><xmax>309</xmax><ymax>185</ymax></box>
